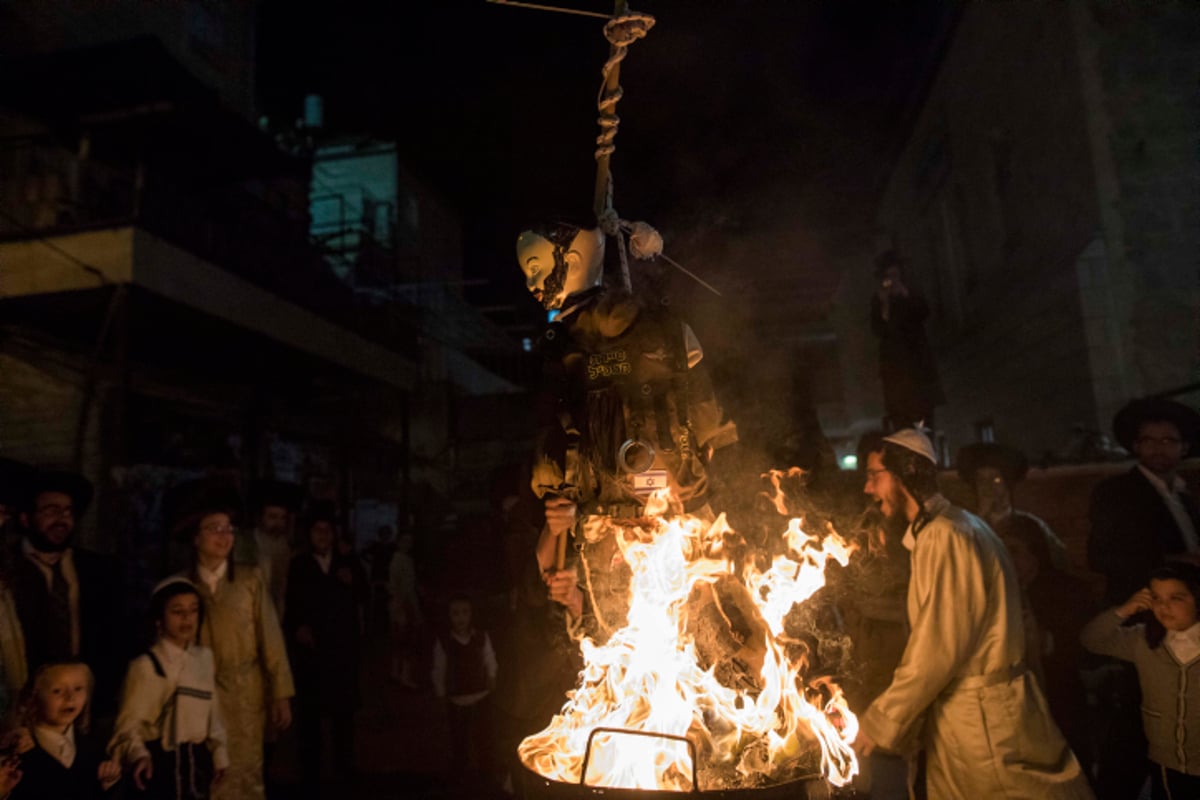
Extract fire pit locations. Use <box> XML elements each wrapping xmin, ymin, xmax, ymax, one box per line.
<box><xmin>518</xmin><ymin>489</ymin><xmax>858</xmax><ymax>795</ymax></box>
<box><xmin>520</xmin><ymin>726</ymin><xmax>825</xmax><ymax>798</ymax></box>
<box><xmin>519</xmin><ymin>762</ymin><xmax>825</xmax><ymax>800</ymax></box>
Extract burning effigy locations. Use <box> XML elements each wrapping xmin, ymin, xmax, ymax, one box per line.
<box><xmin>500</xmin><ymin>3</ymin><xmax>861</xmax><ymax>793</ymax></box>
<box><xmin>518</xmin><ymin>488</ymin><xmax>859</xmax><ymax>793</ymax></box>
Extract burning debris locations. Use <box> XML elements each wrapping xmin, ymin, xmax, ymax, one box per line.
<box><xmin>518</xmin><ymin>486</ymin><xmax>859</xmax><ymax>792</ymax></box>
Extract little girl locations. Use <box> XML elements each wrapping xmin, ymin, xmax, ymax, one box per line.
<box><xmin>1081</xmin><ymin>562</ymin><xmax>1200</xmax><ymax>799</ymax></box>
<box><xmin>10</xmin><ymin>660</ymin><xmax>121</xmax><ymax>799</ymax></box>
<box><xmin>108</xmin><ymin>578</ymin><xmax>228</xmax><ymax>799</ymax></box>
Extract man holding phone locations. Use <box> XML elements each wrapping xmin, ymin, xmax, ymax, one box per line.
<box><xmin>870</xmin><ymin>250</ymin><xmax>945</xmax><ymax>431</ymax></box>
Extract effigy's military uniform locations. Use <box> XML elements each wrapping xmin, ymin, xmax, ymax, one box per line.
<box><xmin>532</xmin><ymin>286</ymin><xmax>737</xmax><ymax>642</ymax></box>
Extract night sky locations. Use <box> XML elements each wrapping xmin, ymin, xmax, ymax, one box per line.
<box><xmin>257</xmin><ymin>0</ymin><xmax>953</xmax><ymax>336</ymax></box>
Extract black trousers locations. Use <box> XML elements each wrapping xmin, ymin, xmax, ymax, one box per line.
<box><xmin>138</xmin><ymin>741</ymin><xmax>215</xmax><ymax>800</ymax></box>
<box><xmin>447</xmin><ymin>696</ymin><xmax>493</xmax><ymax>775</ymax></box>
<box><xmin>297</xmin><ymin>701</ymin><xmax>356</xmax><ymax>788</ymax></box>
<box><xmin>1095</xmin><ymin>663</ymin><xmax>1148</xmax><ymax>800</ymax></box>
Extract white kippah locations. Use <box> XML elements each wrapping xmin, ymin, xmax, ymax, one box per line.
<box><xmin>883</xmin><ymin>427</ymin><xmax>938</xmax><ymax>464</ymax></box>
<box><xmin>151</xmin><ymin>576</ymin><xmax>199</xmax><ymax>597</ymax></box>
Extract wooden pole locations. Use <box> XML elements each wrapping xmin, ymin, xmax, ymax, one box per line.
<box><xmin>555</xmin><ymin>527</ymin><xmax>568</xmax><ymax>571</ymax></box>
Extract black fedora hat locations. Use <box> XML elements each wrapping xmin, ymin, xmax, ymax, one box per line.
<box><xmin>22</xmin><ymin>469</ymin><xmax>94</xmax><ymax>516</ymax></box>
<box><xmin>164</xmin><ymin>479</ymin><xmax>244</xmax><ymax>540</ymax></box>
<box><xmin>957</xmin><ymin>443</ymin><xmax>1029</xmax><ymax>485</ymax></box>
<box><xmin>1112</xmin><ymin>397</ymin><xmax>1200</xmax><ymax>452</ymax></box>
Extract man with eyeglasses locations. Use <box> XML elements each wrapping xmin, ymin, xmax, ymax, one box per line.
<box><xmin>1089</xmin><ymin>397</ymin><xmax>1200</xmax><ymax>606</ymax></box>
<box><xmin>11</xmin><ymin>469</ymin><xmax>94</xmax><ymax>672</ymax></box>
<box><xmin>1087</xmin><ymin>397</ymin><xmax>1200</xmax><ymax>799</ymax></box>
<box><xmin>854</xmin><ymin>428</ymin><xmax>1092</xmax><ymax>798</ymax></box>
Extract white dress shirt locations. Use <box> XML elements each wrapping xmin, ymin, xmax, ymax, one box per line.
<box><xmin>196</xmin><ymin>560</ymin><xmax>228</xmax><ymax>595</ymax></box>
<box><xmin>1165</xmin><ymin>621</ymin><xmax>1200</xmax><ymax>665</ymax></box>
<box><xmin>34</xmin><ymin>723</ymin><xmax>75</xmax><ymax>768</ymax></box>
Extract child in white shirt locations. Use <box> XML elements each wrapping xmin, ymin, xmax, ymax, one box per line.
<box><xmin>109</xmin><ymin>578</ymin><xmax>228</xmax><ymax>799</ymax></box>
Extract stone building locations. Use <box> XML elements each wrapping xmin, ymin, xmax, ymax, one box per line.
<box><xmin>836</xmin><ymin>1</ymin><xmax>1199</xmax><ymax>462</ymax></box>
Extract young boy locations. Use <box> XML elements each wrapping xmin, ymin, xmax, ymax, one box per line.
<box><xmin>431</xmin><ymin>595</ymin><xmax>497</xmax><ymax>778</ymax></box>
<box><xmin>108</xmin><ymin>578</ymin><xmax>228</xmax><ymax>798</ymax></box>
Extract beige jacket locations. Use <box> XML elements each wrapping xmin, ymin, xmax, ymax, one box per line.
<box><xmin>860</xmin><ymin>496</ymin><xmax>1093</xmax><ymax>799</ymax></box>
<box><xmin>194</xmin><ymin>565</ymin><xmax>293</xmax><ymax>800</ymax></box>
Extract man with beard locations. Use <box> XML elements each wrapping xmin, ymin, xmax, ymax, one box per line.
<box><xmin>1086</xmin><ymin>397</ymin><xmax>1200</xmax><ymax>799</ymax></box>
<box><xmin>854</xmin><ymin>429</ymin><xmax>1092</xmax><ymax>799</ymax></box>
<box><xmin>239</xmin><ymin>480</ymin><xmax>302</xmax><ymax>619</ymax></box>
<box><xmin>1088</xmin><ymin>397</ymin><xmax>1200</xmax><ymax>606</ymax></box>
<box><xmin>957</xmin><ymin>442</ymin><xmax>1070</xmax><ymax>571</ymax></box>
<box><xmin>11</xmin><ymin>470</ymin><xmax>94</xmax><ymax>671</ymax></box>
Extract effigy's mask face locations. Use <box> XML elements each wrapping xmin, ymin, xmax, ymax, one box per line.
<box><xmin>517</xmin><ymin>225</ymin><xmax>604</xmax><ymax>311</ymax></box>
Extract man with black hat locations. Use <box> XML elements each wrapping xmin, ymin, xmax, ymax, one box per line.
<box><xmin>957</xmin><ymin>442</ymin><xmax>1070</xmax><ymax>571</ymax></box>
<box><xmin>1086</xmin><ymin>397</ymin><xmax>1200</xmax><ymax>800</ymax></box>
<box><xmin>11</xmin><ymin>469</ymin><xmax>95</xmax><ymax>671</ymax></box>
<box><xmin>870</xmin><ymin>250</ymin><xmax>945</xmax><ymax>430</ymax></box>
<box><xmin>854</xmin><ymin>429</ymin><xmax>1092</xmax><ymax>798</ymax></box>
<box><xmin>1089</xmin><ymin>397</ymin><xmax>1200</xmax><ymax>605</ymax></box>
<box><xmin>239</xmin><ymin>479</ymin><xmax>303</xmax><ymax>619</ymax></box>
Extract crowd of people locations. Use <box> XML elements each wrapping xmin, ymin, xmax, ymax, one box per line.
<box><xmin>792</xmin><ymin>396</ymin><xmax>1200</xmax><ymax>800</ymax></box>
<box><xmin>0</xmin><ymin>224</ymin><xmax>1195</xmax><ymax>800</ymax></box>
<box><xmin>503</xmin><ymin>222</ymin><xmax>1200</xmax><ymax>799</ymax></box>
<box><xmin>0</xmin><ymin>468</ymin><xmax>503</xmax><ymax>799</ymax></box>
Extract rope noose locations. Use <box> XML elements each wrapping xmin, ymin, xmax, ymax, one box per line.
<box><xmin>594</xmin><ymin>11</ymin><xmax>655</xmax><ymax>164</ymax></box>
<box><xmin>595</xmin><ymin>10</ymin><xmax>654</xmax><ymax>290</ymax></box>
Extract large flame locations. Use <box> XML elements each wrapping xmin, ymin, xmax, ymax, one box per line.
<box><xmin>519</xmin><ymin>488</ymin><xmax>859</xmax><ymax>791</ymax></box>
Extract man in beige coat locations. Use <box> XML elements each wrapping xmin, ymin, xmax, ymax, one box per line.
<box><xmin>854</xmin><ymin>429</ymin><xmax>1093</xmax><ymax>799</ymax></box>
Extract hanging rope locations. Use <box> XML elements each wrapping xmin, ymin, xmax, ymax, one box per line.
<box><xmin>594</xmin><ymin>11</ymin><xmax>656</xmax><ymax>163</ymax></box>
<box><xmin>593</xmin><ymin>9</ymin><xmax>654</xmax><ymax>289</ymax></box>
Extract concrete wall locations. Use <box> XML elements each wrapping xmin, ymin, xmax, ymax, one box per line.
<box><xmin>865</xmin><ymin>2</ymin><xmax>1200</xmax><ymax>464</ymax></box>
<box><xmin>1090</xmin><ymin>4</ymin><xmax>1200</xmax><ymax>398</ymax></box>
<box><xmin>896</xmin><ymin>3</ymin><xmax>1099</xmax><ymax>453</ymax></box>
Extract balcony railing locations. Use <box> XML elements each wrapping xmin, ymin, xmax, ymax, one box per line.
<box><xmin>0</xmin><ymin>137</ymin><xmax>420</xmax><ymax>359</ymax></box>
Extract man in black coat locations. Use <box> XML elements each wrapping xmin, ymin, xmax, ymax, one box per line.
<box><xmin>11</xmin><ymin>470</ymin><xmax>93</xmax><ymax>670</ymax></box>
<box><xmin>283</xmin><ymin>505</ymin><xmax>364</xmax><ymax>793</ymax></box>
<box><xmin>11</xmin><ymin>470</ymin><xmax>126</xmax><ymax>716</ymax></box>
<box><xmin>1088</xmin><ymin>397</ymin><xmax>1200</xmax><ymax>604</ymax></box>
<box><xmin>1086</xmin><ymin>396</ymin><xmax>1200</xmax><ymax>800</ymax></box>
<box><xmin>870</xmin><ymin>250</ymin><xmax>945</xmax><ymax>430</ymax></box>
